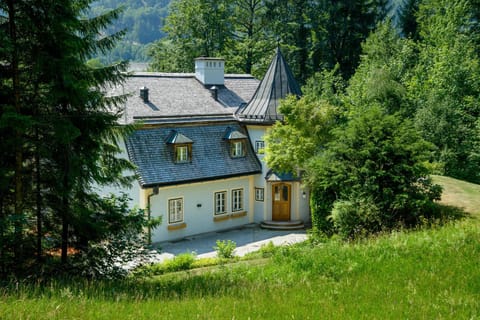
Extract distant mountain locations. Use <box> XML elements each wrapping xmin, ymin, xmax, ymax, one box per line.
<box><xmin>90</xmin><ymin>0</ymin><xmax>171</xmax><ymax>63</ymax></box>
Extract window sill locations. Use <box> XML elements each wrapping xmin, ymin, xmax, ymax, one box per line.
<box><xmin>213</xmin><ymin>211</ymin><xmax>247</xmax><ymax>222</ymax></box>
<box><xmin>213</xmin><ymin>214</ymin><xmax>231</xmax><ymax>222</ymax></box>
<box><xmin>231</xmin><ymin>211</ymin><xmax>247</xmax><ymax>218</ymax></box>
<box><xmin>168</xmin><ymin>222</ymin><xmax>187</xmax><ymax>231</ymax></box>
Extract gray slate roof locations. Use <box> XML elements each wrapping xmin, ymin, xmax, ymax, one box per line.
<box><xmin>125</xmin><ymin>123</ymin><xmax>262</xmax><ymax>187</ymax></box>
<box><xmin>110</xmin><ymin>73</ymin><xmax>259</xmax><ymax>124</ymax></box>
<box><xmin>236</xmin><ymin>47</ymin><xmax>302</xmax><ymax>124</ymax></box>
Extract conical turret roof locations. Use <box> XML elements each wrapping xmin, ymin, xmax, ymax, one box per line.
<box><xmin>236</xmin><ymin>47</ymin><xmax>302</xmax><ymax>124</ymax></box>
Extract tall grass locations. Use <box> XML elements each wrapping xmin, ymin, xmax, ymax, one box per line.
<box><xmin>1</xmin><ymin>176</ymin><xmax>479</xmax><ymax>319</ymax></box>
<box><xmin>1</xmin><ymin>220</ymin><xmax>479</xmax><ymax>319</ymax></box>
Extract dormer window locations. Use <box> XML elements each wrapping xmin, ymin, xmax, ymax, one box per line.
<box><xmin>224</xmin><ymin>127</ymin><xmax>247</xmax><ymax>158</ymax></box>
<box><xmin>166</xmin><ymin>130</ymin><xmax>193</xmax><ymax>164</ymax></box>
<box><xmin>175</xmin><ymin>144</ymin><xmax>191</xmax><ymax>163</ymax></box>
<box><xmin>231</xmin><ymin>140</ymin><xmax>245</xmax><ymax>158</ymax></box>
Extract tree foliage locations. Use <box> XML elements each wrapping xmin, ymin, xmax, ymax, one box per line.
<box><xmin>149</xmin><ymin>0</ymin><xmax>276</xmax><ymax>77</ymax></box>
<box><xmin>149</xmin><ymin>0</ymin><xmax>389</xmax><ymax>81</ymax></box>
<box><xmin>312</xmin><ymin>0</ymin><xmax>390</xmax><ymax>80</ymax></box>
<box><xmin>347</xmin><ymin>21</ymin><xmax>417</xmax><ymax>116</ymax></box>
<box><xmin>266</xmin><ymin>12</ymin><xmax>460</xmax><ymax>237</ymax></box>
<box><xmin>265</xmin><ymin>68</ymin><xmax>345</xmax><ymax>173</ymax></box>
<box><xmin>0</xmin><ymin>0</ymin><xmax>155</xmax><ymax>278</ymax></box>
<box><xmin>397</xmin><ymin>0</ymin><xmax>420</xmax><ymax>39</ymax></box>
<box><xmin>410</xmin><ymin>0</ymin><xmax>480</xmax><ymax>183</ymax></box>
<box><xmin>307</xmin><ymin>107</ymin><xmax>441</xmax><ymax>237</ymax></box>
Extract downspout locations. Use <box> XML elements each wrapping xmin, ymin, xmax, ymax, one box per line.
<box><xmin>147</xmin><ymin>186</ymin><xmax>159</xmax><ymax>244</ymax></box>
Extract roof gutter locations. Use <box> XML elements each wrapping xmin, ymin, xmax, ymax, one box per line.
<box><xmin>141</xmin><ymin>170</ymin><xmax>262</xmax><ymax>189</ymax></box>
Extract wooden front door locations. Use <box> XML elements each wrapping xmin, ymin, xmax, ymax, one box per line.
<box><xmin>272</xmin><ymin>183</ymin><xmax>291</xmax><ymax>221</ymax></box>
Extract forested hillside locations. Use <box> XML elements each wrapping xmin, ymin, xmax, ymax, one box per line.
<box><xmin>90</xmin><ymin>0</ymin><xmax>404</xmax><ymax>67</ymax></box>
<box><xmin>90</xmin><ymin>0</ymin><xmax>170</xmax><ymax>63</ymax></box>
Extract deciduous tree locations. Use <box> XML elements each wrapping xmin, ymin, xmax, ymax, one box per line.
<box><xmin>411</xmin><ymin>0</ymin><xmax>480</xmax><ymax>183</ymax></box>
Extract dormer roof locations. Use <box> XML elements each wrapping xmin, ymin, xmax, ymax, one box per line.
<box><xmin>165</xmin><ymin>130</ymin><xmax>193</xmax><ymax>144</ymax></box>
<box><xmin>236</xmin><ymin>47</ymin><xmax>302</xmax><ymax>124</ymax></box>
<box><xmin>223</xmin><ymin>127</ymin><xmax>248</xmax><ymax>140</ymax></box>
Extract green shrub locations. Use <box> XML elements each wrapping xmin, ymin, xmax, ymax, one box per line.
<box><xmin>329</xmin><ymin>196</ymin><xmax>381</xmax><ymax>239</ymax></box>
<box><xmin>165</xmin><ymin>253</ymin><xmax>196</xmax><ymax>272</ymax></box>
<box><xmin>133</xmin><ymin>252</ymin><xmax>196</xmax><ymax>276</ymax></box>
<box><xmin>214</xmin><ymin>240</ymin><xmax>236</xmax><ymax>259</ymax></box>
<box><xmin>258</xmin><ymin>241</ymin><xmax>277</xmax><ymax>258</ymax></box>
<box><xmin>132</xmin><ymin>262</ymin><xmax>167</xmax><ymax>277</ymax></box>
<box><xmin>191</xmin><ymin>257</ymin><xmax>220</xmax><ymax>268</ymax></box>
<box><xmin>310</xmin><ymin>186</ymin><xmax>335</xmax><ymax>234</ymax></box>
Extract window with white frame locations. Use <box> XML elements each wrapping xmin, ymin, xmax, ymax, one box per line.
<box><xmin>255</xmin><ymin>187</ymin><xmax>264</xmax><ymax>201</ymax></box>
<box><xmin>175</xmin><ymin>145</ymin><xmax>190</xmax><ymax>163</ymax></box>
<box><xmin>255</xmin><ymin>141</ymin><xmax>265</xmax><ymax>154</ymax></box>
<box><xmin>168</xmin><ymin>198</ymin><xmax>184</xmax><ymax>224</ymax></box>
<box><xmin>231</xmin><ymin>140</ymin><xmax>245</xmax><ymax>158</ymax></box>
<box><xmin>232</xmin><ymin>189</ymin><xmax>244</xmax><ymax>212</ymax></box>
<box><xmin>214</xmin><ymin>191</ymin><xmax>227</xmax><ymax>215</ymax></box>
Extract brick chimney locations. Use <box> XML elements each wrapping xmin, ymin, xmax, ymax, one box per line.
<box><xmin>194</xmin><ymin>57</ymin><xmax>224</xmax><ymax>85</ymax></box>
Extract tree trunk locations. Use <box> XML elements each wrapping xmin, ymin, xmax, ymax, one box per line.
<box><xmin>61</xmin><ymin>149</ymin><xmax>70</xmax><ymax>265</ymax></box>
<box><xmin>35</xmin><ymin>125</ymin><xmax>42</xmax><ymax>262</ymax></box>
<box><xmin>0</xmin><ymin>190</ymin><xmax>4</xmax><ymax>275</ymax></box>
<box><xmin>7</xmin><ymin>0</ymin><xmax>24</xmax><ymax>262</ymax></box>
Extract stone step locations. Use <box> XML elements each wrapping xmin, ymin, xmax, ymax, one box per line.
<box><xmin>260</xmin><ymin>220</ymin><xmax>305</xmax><ymax>230</ymax></box>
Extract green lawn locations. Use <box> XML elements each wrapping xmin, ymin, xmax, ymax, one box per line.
<box><xmin>1</xmin><ymin>176</ymin><xmax>479</xmax><ymax>319</ymax></box>
<box><xmin>433</xmin><ymin>175</ymin><xmax>480</xmax><ymax>216</ymax></box>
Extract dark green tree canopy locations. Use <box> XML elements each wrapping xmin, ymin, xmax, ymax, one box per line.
<box><xmin>149</xmin><ymin>0</ymin><xmax>389</xmax><ymax>82</ymax></box>
<box><xmin>0</xmin><ymin>0</ymin><xmax>155</xmax><ymax>278</ymax></box>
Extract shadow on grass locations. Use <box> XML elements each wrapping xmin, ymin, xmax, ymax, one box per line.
<box><xmin>427</xmin><ymin>203</ymin><xmax>470</xmax><ymax>224</ymax></box>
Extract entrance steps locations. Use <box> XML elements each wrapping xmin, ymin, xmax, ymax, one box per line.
<box><xmin>260</xmin><ymin>220</ymin><xmax>305</xmax><ymax>230</ymax></box>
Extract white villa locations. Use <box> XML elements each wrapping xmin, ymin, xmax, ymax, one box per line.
<box><xmin>110</xmin><ymin>48</ymin><xmax>310</xmax><ymax>243</ymax></box>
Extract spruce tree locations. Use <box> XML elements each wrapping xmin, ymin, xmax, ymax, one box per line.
<box><xmin>1</xmin><ymin>0</ymin><xmax>144</xmax><ymax>276</ymax></box>
<box><xmin>30</xmin><ymin>0</ymin><xmax>134</xmax><ymax>264</ymax></box>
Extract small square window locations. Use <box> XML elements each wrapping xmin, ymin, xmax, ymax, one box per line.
<box><xmin>255</xmin><ymin>188</ymin><xmax>264</xmax><ymax>201</ymax></box>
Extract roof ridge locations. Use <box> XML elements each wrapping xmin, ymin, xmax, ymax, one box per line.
<box><xmin>130</xmin><ymin>72</ymin><xmax>256</xmax><ymax>79</ymax></box>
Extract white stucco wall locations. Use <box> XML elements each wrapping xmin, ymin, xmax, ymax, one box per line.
<box><xmin>149</xmin><ymin>176</ymin><xmax>255</xmax><ymax>243</ymax></box>
<box><xmin>293</xmin><ymin>182</ymin><xmax>311</xmax><ymax>222</ymax></box>
<box><xmin>245</xmin><ymin>125</ymin><xmax>269</xmax><ymax>221</ymax></box>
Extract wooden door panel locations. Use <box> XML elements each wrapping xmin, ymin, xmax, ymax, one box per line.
<box><xmin>272</xmin><ymin>183</ymin><xmax>291</xmax><ymax>221</ymax></box>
